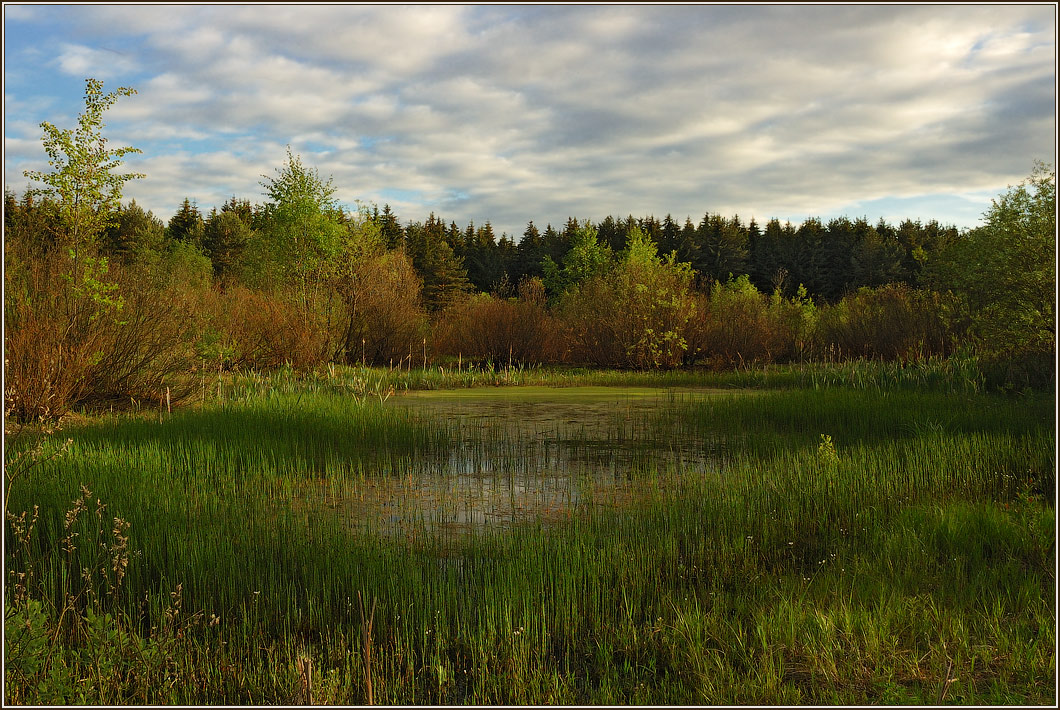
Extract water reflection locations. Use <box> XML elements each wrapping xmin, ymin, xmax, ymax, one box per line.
<box><xmin>299</xmin><ymin>387</ymin><xmax>731</xmax><ymax>535</ymax></box>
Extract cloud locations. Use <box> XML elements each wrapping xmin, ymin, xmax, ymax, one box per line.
<box><xmin>53</xmin><ymin>42</ymin><xmax>139</xmax><ymax>79</ymax></box>
<box><xmin>4</xmin><ymin>4</ymin><xmax>1054</xmax><ymax>234</ymax></box>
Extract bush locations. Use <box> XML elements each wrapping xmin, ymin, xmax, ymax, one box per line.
<box><xmin>334</xmin><ymin>250</ymin><xmax>428</xmax><ymax>367</ymax></box>
<box><xmin>432</xmin><ymin>278</ymin><xmax>558</xmax><ymax>366</ymax></box>
<box><xmin>4</xmin><ymin>245</ymin><xmax>200</xmax><ymax>421</ymax></box>
<box><xmin>198</xmin><ymin>286</ymin><xmax>332</xmax><ymax>372</ymax></box>
<box><xmin>558</xmin><ymin>229</ymin><xmax>697</xmax><ymax>369</ymax></box>
<box><xmin>815</xmin><ymin>284</ymin><xmax>956</xmax><ymax>361</ymax></box>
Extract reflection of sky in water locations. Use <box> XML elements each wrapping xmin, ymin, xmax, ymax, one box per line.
<box><xmin>296</xmin><ymin>388</ymin><xmax>729</xmax><ymax>535</ymax></box>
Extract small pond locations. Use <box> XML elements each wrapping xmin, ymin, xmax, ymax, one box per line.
<box><xmin>298</xmin><ymin>386</ymin><xmax>746</xmax><ymax>536</ymax></box>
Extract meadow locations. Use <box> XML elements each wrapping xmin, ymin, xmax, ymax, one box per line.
<box><xmin>3</xmin><ymin>362</ymin><xmax>1055</xmax><ymax>705</ymax></box>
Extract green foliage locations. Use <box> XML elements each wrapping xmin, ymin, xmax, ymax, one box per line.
<box><xmin>202</xmin><ymin>209</ymin><xmax>252</xmax><ymax>282</ymax></box>
<box><xmin>542</xmin><ymin>220</ymin><xmax>613</xmax><ymax>297</ymax></box>
<box><xmin>405</xmin><ymin>215</ymin><xmax>473</xmax><ymax>312</ymax></box>
<box><xmin>559</xmin><ymin>227</ymin><xmax>697</xmax><ymax>368</ymax></box>
<box><xmin>258</xmin><ymin>147</ymin><xmax>347</xmax><ymax>301</ymax></box>
<box><xmin>815</xmin><ymin>284</ymin><xmax>956</xmax><ymax>360</ymax></box>
<box><xmin>692</xmin><ymin>275</ymin><xmax>772</xmax><ymax>366</ymax></box>
<box><xmin>22</xmin><ymin>78</ymin><xmax>144</xmax><ymax>252</ymax></box>
<box><xmin>160</xmin><ymin>240</ymin><xmax>213</xmax><ymax>291</ymax></box>
<box><xmin>166</xmin><ymin>198</ymin><xmax>205</xmax><ymax>246</ymax></box>
<box><xmin>65</xmin><ymin>250</ymin><xmax>124</xmax><ymax>318</ymax></box>
<box><xmin>103</xmin><ymin>200</ymin><xmax>166</xmax><ymax>264</ymax></box>
<box><xmin>929</xmin><ymin>162</ymin><xmax>1056</xmax><ymax>357</ymax></box>
<box><xmin>816</xmin><ymin>433</ymin><xmax>839</xmax><ymax>466</ymax></box>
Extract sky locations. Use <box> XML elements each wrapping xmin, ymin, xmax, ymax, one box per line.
<box><xmin>3</xmin><ymin>3</ymin><xmax>1056</xmax><ymax>238</ymax></box>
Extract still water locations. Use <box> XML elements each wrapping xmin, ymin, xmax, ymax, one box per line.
<box><xmin>300</xmin><ymin>386</ymin><xmax>740</xmax><ymax>535</ymax></box>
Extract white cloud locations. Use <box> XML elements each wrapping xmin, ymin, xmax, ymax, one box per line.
<box><xmin>53</xmin><ymin>42</ymin><xmax>139</xmax><ymax>79</ymax></box>
<box><xmin>4</xmin><ymin>4</ymin><xmax>1054</xmax><ymax>232</ymax></box>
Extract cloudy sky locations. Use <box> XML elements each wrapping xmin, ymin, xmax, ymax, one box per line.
<box><xmin>3</xmin><ymin>4</ymin><xmax>1056</xmax><ymax>237</ymax></box>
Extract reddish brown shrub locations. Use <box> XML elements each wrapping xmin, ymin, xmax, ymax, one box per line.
<box><xmin>815</xmin><ymin>284</ymin><xmax>956</xmax><ymax>360</ymax></box>
<box><xmin>335</xmin><ymin>250</ymin><xmax>428</xmax><ymax>367</ymax></box>
<box><xmin>199</xmin><ymin>286</ymin><xmax>331</xmax><ymax>371</ymax></box>
<box><xmin>432</xmin><ymin>278</ymin><xmax>558</xmax><ymax>365</ymax></box>
<box><xmin>4</xmin><ymin>246</ymin><xmax>201</xmax><ymax>421</ymax></box>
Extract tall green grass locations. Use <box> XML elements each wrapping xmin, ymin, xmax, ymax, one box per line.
<box><xmin>5</xmin><ymin>383</ymin><xmax>1055</xmax><ymax>704</ymax></box>
<box><xmin>203</xmin><ymin>354</ymin><xmax>1015</xmax><ymax>407</ymax></box>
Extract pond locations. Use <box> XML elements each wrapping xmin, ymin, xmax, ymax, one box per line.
<box><xmin>297</xmin><ymin>386</ymin><xmax>744</xmax><ymax>536</ymax></box>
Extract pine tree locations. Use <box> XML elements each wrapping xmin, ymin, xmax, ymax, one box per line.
<box><xmin>378</xmin><ymin>204</ymin><xmax>404</xmax><ymax>250</ymax></box>
<box><xmin>103</xmin><ymin>200</ymin><xmax>165</xmax><ymax>263</ymax></box>
<box><xmin>515</xmin><ymin>220</ymin><xmax>544</xmax><ymax>281</ymax></box>
<box><xmin>167</xmin><ymin>198</ymin><xmax>205</xmax><ymax>246</ymax></box>
<box><xmin>203</xmin><ymin>209</ymin><xmax>253</xmax><ymax>283</ymax></box>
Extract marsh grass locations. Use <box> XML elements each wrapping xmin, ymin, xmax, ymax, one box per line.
<box><xmin>197</xmin><ymin>354</ymin><xmax>1003</xmax><ymax>412</ymax></box>
<box><xmin>5</xmin><ymin>377</ymin><xmax>1055</xmax><ymax>704</ymax></box>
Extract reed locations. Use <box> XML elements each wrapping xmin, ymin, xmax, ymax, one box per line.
<box><xmin>5</xmin><ymin>378</ymin><xmax>1054</xmax><ymax>704</ymax></box>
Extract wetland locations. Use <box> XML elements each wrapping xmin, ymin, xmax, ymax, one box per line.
<box><xmin>4</xmin><ymin>366</ymin><xmax>1055</xmax><ymax>705</ymax></box>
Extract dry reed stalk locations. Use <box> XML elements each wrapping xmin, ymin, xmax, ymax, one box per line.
<box><xmin>296</xmin><ymin>655</ymin><xmax>313</xmax><ymax>704</ymax></box>
<box><xmin>359</xmin><ymin>591</ymin><xmax>377</xmax><ymax>705</ymax></box>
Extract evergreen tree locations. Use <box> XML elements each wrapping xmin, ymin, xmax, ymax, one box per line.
<box><xmin>464</xmin><ymin>220</ymin><xmax>504</xmax><ymax>292</ymax></box>
<box><xmin>405</xmin><ymin>214</ymin><xmax>473</xmax><ymax>310</ymax></box>
<box><xmin>794</xmin><ymin>217</ymin><xmax>827</xmax><ymax>299</ymax></box>
<box><xmin>638</xmin><ymin>215</ymin><xmax>662</xmax><ymax>247</ymax></box>
<box><xmin>167</xmin><ymin>198</ymin><xmax>205</xmax><ymax>247</ymax></box>
<box><xmin>849</xmin><ymin>217</ymin><xmax>904</xmax><ymax>290</ymax></box>
<box><xmin>543</xmin><ymin>222</ymin><xmax>570</xmax><ymax>265</ymax></box>
<box><xmin>203</xmin><ymin>208</ymin><xmax>253</xmax><ymax>283</ymax></box>
<box><xmin>659</xmin><ymin>214</ymin><xmax>681</xmax><ymax>255</ymax></box>
<box><xmin>694</xmin><ymin>213</ymin><xmax>748</xmax><ymax>286</ymax></box>
<box><xmin>103</xmin><ymin>200</ymin><xmax>166</xmax><ymax>264</ymax></box>
<box><xmin>220</xmin><ymin>196</ymin><xmax>254</xmax><ymax>227</ymax></box>
<box><xmin>596</xmin><ymin>215</ymin><xmax>624</xmax><ymax>253</ymax></box>
<box><xmin>677</xmin><ymin>217</ymin><xmax>699</xmax><ymax>272</ymax></box>
<box><xmin>515</xmin><ymin>220</ymin><xmax>544</xmax><ymax>281</ymax></box>
<box><xmin>377</xmin><ymin>204</ymin><xmax>404</xmax><ymax>250</ymax></box>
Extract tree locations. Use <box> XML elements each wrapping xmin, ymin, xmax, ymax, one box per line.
<box><xmin>167</xmin><ymin>198</ymin><xmax>205</xmax><ymax>246</ymax></box>
<box><xmin>376</xmin><ymin>204</ymin><xmax>404</xmax><ymax>249</ymax></box>
<box><xmin>693</xmin><ymin>213</ymin><xmax>748</xmax><ymax>287</ymax></box>
<box><xmin>404</xmin><ymin>215</ymin><xmax>473</xmax><ymax>311</ymax></box>
<box><xmin>8</xmin><ymin>79</ymin><xmax>199</xmax><ymax>421</ymax></box>
<box><xmin>541</xmin><ymin>219</ymin><xmax>612</xmax><ymax>297</ymax></box>
<box><xmin>258</xmin><ymin>147</ymin><xmax>346</xmax><ymax>312</ymax></box>
<box><xmin>514</xmin><ymin>220</ymin><xmax>544</xmax><ymax>282</ymax></box>
<box><xmin>203</xmin><ymin>209</ymin><xmax>253</xmax><ymax>283</ymax></box>
<box><xmin>336</xmin><ymin>249</ymin><xmax>426</xmax><ymax>366</ymax></box>
<box><xmin>464</xmin><ymin>220</ymin><xmax>505</xmax><ymax>292</ymax></box>
<box><xmin>929</xmin><ymin>162</ymin><xmax>1056</xmax><ymax>357</ymax></box>
<box><xmin>558</xmin><ymin>226</ymin><xmax>697</xmax><ymax>368</ymax></box>
<box><xmin>220</xmin><ymin>196</ymin><xmax>255</xmax><ymax>227</ymax></box>
<box><xmin>22</xmin><ymin>78</ymin><xmax>144</xmax><ymax>254</ymax></box>
<box><xmin>103</xmin><ymin>200</ymin><xmax>166</xmax><ymax>264</ymax></box>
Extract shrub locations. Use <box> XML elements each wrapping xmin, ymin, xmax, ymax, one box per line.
<box><xmin>4</xmin><ymin>245</ymin><xmax>200</xmax><ymax>421</ymax></box>
<box><xmin>558</xmin><ymin>229</ymin><xmax>697</xmax><ymax>369</ymax></box>
<box><xmin>689</xmin><ymin>275</ymin><xmax>773</xmax><ymax>367</ymax></box>
<box><xmin>199</xmin><ymin>286</ymin><xmax>332</xmax><ymax>372</ymax></box>
<box><xmin>432</xmin><ymin>277</ymin><xmax>558</xmax><ymax>366</ymax></box>
<box><xmin>814</xmin><ymin>284</ymin><xmax>956</xmax><ymax>361</ymax></box>
<box><xmin>334</xmin><ymin>250</ymin><xmax>428</xmax><ymax>367</ymax></box>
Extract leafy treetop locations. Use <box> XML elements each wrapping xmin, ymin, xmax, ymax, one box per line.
<box><xmin>22</xmin><ymin>78</ymin><xmax>144</xmax><ymax>251</ymax></box>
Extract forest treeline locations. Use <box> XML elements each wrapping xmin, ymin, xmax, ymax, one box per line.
<box><xmin>4</xmin><ymin>80</ymin><xmax>1056</xmax><ymax>421</ymax></box>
